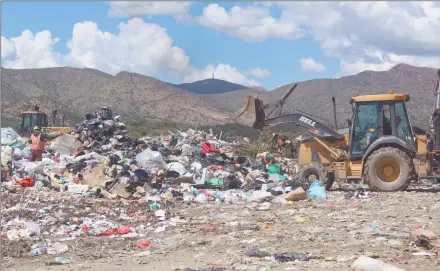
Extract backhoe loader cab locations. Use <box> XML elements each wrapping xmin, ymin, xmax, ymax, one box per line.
<box><xmin>348</xmin><ymin>93</ymin><xmax>415</xmax><ymax>160</ymax></box>
<box><xmin>18</xmin><ymin>108</ymin><xmax>72</xmax><ymax>137</ymax></box>
<box><xmin>19</xmin><ymin>111</ymin><xmax>48</xmax><ymax>137</ymax></box>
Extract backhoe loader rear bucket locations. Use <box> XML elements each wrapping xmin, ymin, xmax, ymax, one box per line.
<box><xmin>232</xmin><ymin>95</ymin><xmax>266</xmax><ymax>129</ymax></box>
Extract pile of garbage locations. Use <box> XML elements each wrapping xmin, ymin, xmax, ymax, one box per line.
<box><xmin>1</xmin><ymin>113</ymin><xmax>329</xmax><ymax>203</ymax></box>
<box><xmin>0</xmin><ymin>112</ymin><xmax>338</xmax><ymax>265</ymax></box>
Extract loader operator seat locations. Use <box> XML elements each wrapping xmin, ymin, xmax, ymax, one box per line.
<box><xmin>383</xmin><ymin>111</ymin><xmax>392</xmax><ymax>136</ymax></box>
<box><xmin>351</xmin><ymin>102</ymin><xmax>381</xmax><ymax>156</ymax></box>
<box><xmin>353</xmin><ymin>118</ymin><xmax>378</xmax><ymax>155</ymax></box>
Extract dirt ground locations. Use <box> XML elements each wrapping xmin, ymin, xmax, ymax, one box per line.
<box><xmin>2</xmin><ymin>186</ymin><xmax>440</xmax><ymax>271</ymax></box>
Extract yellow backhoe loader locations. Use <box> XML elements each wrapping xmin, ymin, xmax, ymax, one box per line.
<box><xmin>233</xmin><ymin>71</ymin><xmax>440</xmax><ymax>192</ymax></box>
<box><xmin>17</xmin><ymin>105</ymin><xmax>72</xmax><ymax>137</ymax></box>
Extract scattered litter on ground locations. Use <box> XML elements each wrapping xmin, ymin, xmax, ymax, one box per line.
<box><xmin>1</xmin><ymin>113</ymin><xmax>439</xmax><ymax>270</ymax></box>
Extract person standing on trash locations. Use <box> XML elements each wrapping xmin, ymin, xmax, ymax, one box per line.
<box><xmin>28</xmin><ymin>126</ymin><xmax>63</xmax><ymax>162</ymax></box>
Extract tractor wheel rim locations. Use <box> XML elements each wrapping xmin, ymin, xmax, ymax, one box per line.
<box><xmin>308</xmin><ymin>174</ymin><xmax>318</xmax><ymax>182</ymax></box>
<box><xmin>375</xmin><ymin>158</ymin><xmax>400</xmax><ymax>183</ymax></box>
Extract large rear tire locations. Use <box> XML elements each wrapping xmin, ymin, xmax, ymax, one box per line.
<box><xmin>363</xmin><ymin>147</ymin><xmax>413</xmax><ymax>192</ymax></box>
<box><xmin>297</xmin><ymin>163</ymin><xmax>330</xmax><ymax>190</ymax></box>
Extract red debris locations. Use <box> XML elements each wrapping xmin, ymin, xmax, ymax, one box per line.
<box><xmin>116</xmin><ymin>226</ymin><xmax>131</xmax><ymax>235</ymax></box>
<box><xmin>100</xmin><ymin>229</ymin><xmax>116</xmax><ymax>236</ymax></box>
<box><xmin>200</xmin><ymin>224</ymin><xmax>216</xmax><ymax>231</ymax></box>
<box><xmin>136</xmin><ymin>241</ymin><xmax>151</xmax><ymax>249</ymax></box>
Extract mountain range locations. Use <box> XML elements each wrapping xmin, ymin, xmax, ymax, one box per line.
<box><xmin>1</xmin><ymin>64</ymin><xmax>439</xmax><ymax>130</ymax></box>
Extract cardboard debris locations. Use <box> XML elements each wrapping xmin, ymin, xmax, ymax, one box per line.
<box><xmin>82</xmin><ymin>167</ymin><xmax>108</xmax><ymax>188</ymax></box>
<box><xmin>108</xmin><ymin>183</ymin><xmax>132</xmax><ymax>199</ymax></box>
<box><xmin>245</xmin><ymin>172</ymin><xmax>262</xmax><ymax>182</ymax></box>
<box><xmin>284</xmin><ymin>187</ymin><xmax>307</xmax><ymax>201</ymax></box>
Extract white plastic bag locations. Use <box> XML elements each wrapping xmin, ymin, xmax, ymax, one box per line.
<box><xmin>351</xmin><ymin>256</ymin><xmax>406</xmax><ymax>271</ymax></box>
<box><xmin>1</xmin><ymin>127</ymin><xmax>21</xmax><ymax>145</ymax></box>
<box><xmin>190</xmin><ymin>161</ymin><xmax>202</xmax><ymax>172</ymax></box>
<box><xmin>74</xmin><ymin>152</ymin><xmax>106</xmax><ymax>162</ymax></box>
<box><xmin>136</xmin><ymin>150</ymin><xmax>167</xmax><ymax>171</ymax></box>
<box><xmin>195</xmin><ymin>193</ymin><xmax>207</xmax><ymax>203</ymax></box>
<box><xmin>24</xmin><ymin>161</ymin><xmax>47</xmax><ymax>175</ymax></box>
<box><xmin>67</xmin><ymin>184</ymin><xmax>89</xmax><ymax>194</ymax></box>
<box><xmin>24</xmin><ymin>221</ymin><xmax>41</xmax><ymax>236</ymax></box>
<box><xmin>49</xmin><ymin>134</ymin><xmax>82</xmax><ymax>155</ymax></box>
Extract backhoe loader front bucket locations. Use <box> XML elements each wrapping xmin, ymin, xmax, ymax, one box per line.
<box><xmin>232</xmin><ymin>95</ymin><xmax>266</xmax><ymax>129</ymax></box>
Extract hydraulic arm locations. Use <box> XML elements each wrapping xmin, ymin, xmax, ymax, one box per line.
<box><xmin>233</xmin><ymin>82</ymin><xmax>343</xmax><ymax>140</ymax></box>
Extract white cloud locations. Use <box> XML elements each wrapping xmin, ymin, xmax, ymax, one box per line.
<box><xmin>1</xmin><ymin>18</ymin><xmax>257</xmax><ymax>87</ymax></box>
<box><xmin>282</xmin><ymin>2</ymin><xmax>440</xmax><ymax>73</ymax></box>
<box><xmin>108</xmin><ymin>2</ymin><xmax>193</xmax><ymax>21</ymax></box>
<box><xmin>248</xmin><ymin>67</ymin><xmax>271</xmax><ymax>78</ymax></box>
<box><xmin>338</xmin><ymin>52</ymin><xmax>440</xmax><ymax>77</ymax></box>
<box><xmin>197</xmin><ymin>4</ymin><xmax>303</xmax><ymax>42</ymax></box>
<box><xmin>1</xmin><ymin>30</ymin><xmax>71</xmax><ymax>69</ymax></box>
<box><xmin>1</xmin><ymin>19</ymin><xmax>191</xmax><ymax>77</ymax></box>
<box><xmin>300</xmin><ymin>57</ymin><xmax>326</xmax><ymax>72</ymax></box>
<box><xmin>196</xmin><ymin>2</ymin><xmax>440</xmax><ymax>75</ymax></box>
<box><xmin>184</xmin><ymin>64</ymin><xmax>260</xmax><ymax>86</ymax></box>
<box><xmin>66</xmin><ymin>18</ymin><xmax>190</xmax><ymax>77</ymax></box>
<box><xmin>1</xmin><ymin>36</ymin><xmax>16</xmax><ymax>60</ymax></box>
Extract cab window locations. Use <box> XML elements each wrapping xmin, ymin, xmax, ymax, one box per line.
<box><xmin>351</xmin><ymin>103</ymin><xmax>380</xmax><ymax>156</ymax></box>
<box><xmin>31</xmin><ymin>114</ymin><xmax>38</xmax><ymax>128</ymax></box>
<box><xmin>23</xmin><ymin>114</ymin><xmax>31</xmax><ymax>128</ymax></box>
<box><xmin>395</xmin><ymin>102</ymin><xmax>414</xmax><ymax>146</ymax></box>
<box><xmin>382</xmin><ymin>104</ymin><xmax>392</xmax><ymax>136</ymax></box>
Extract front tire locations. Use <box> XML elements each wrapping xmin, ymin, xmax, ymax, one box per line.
<box><xmin>297</xmin><ymin>163</ymin><xmax>329</xmax><ymax>190</ymax></box>
<box><xmin>363</xmin><ymin>147</ymin><xmax>413</xmax><ymax>192</ymax></box>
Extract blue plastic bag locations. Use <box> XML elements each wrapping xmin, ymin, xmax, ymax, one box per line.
<box><xmin>307</xmin><ymin>180</ymin><xmax>327</xmax><ymax>199</ymax></box>
<box><xmin>9</xmin><ymin>139</ymin><xmax>26</xmax><ymax>150</ymax></box>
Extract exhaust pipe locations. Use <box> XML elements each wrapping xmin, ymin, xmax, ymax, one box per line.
<box><xmin>433</xmin><ymin>70</ymin><xmax>440</xmax><ymax>150</ymax></box>
<box><xmin>436</xmin><ymin>82</ymin><xmax>440</xmax><ymax>111</ymax></box>
<box><xmin>332</xmin><ymin>97</ymin><xmax>338</xmax><ymax>130</ymax></box>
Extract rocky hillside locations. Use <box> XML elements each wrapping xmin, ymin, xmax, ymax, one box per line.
<box><xmin>198</xmin><ymin>64</ymin><xmax>440</xmax><ymax>127</ymax></box>
<box><xmin>1</xmin><ymin>67</ymin><xmax>228</xmax><ymax>126</ymax></box>
<box><xmin>2</xmin><ymin>64</ymin><xmax>438</xmax><ymax>130</ymax></box>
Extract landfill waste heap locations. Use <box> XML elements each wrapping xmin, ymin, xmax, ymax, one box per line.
<box><xmin>1</xmin><ymin>113</ymin><xmax>312</xmax><ymax>200</ymax></box>
<box><xmin>2</xmin><ymin>113</ymin><xmax>435</xmax><ymax>271</ymax></box>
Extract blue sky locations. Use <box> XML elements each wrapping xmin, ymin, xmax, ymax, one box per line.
<box><xmin>2</xmin><ymin>2</ymin><xmax>439</xmax><ymax>90</ymax></box>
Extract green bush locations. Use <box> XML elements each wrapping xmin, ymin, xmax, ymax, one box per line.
<box><xmin>233</xmin><ymin>129</ymin><xmax>277</xmax><ymax>158</ymax></box>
